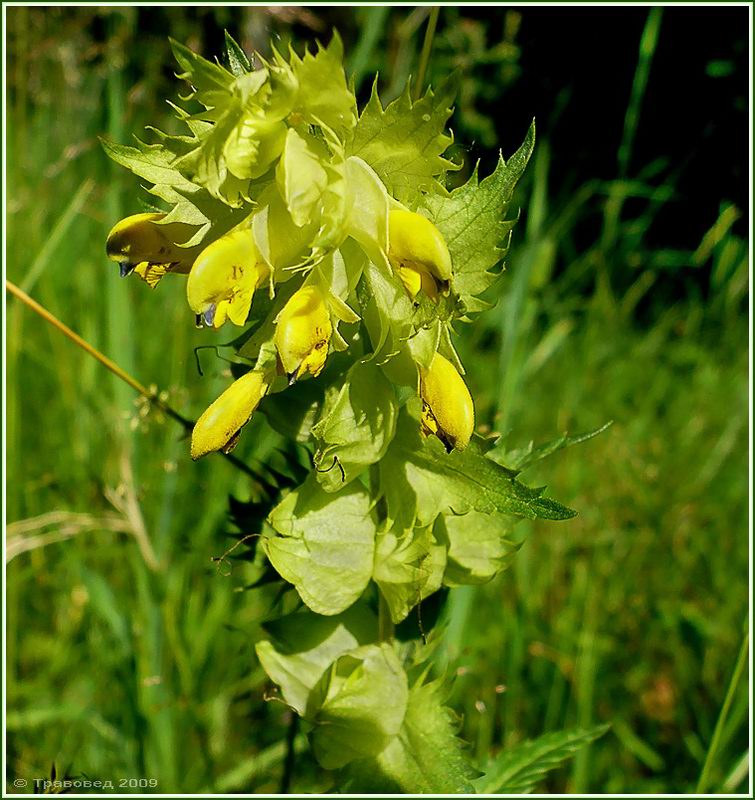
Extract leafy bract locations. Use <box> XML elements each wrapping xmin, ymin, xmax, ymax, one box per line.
<box><xmin>441</xmin><ymin>510</ymin><xmax>520</xmax><ymax>586</ymax></box>
<box><xmin>373</xmin><ymin>524</ymin><xmax>446</xmax><ymax>623</ymax></box>
<box><xmin>347</xmin><ymin>81</ymin><xmax>457</xmax><ymax>206</ymax></box>
<box><xmin>474</xmin><ymin>725</ymin><xmax>610</xmax><ymax>794</ymax></box>
<box><xmin>380</xmin><ymin>406</ymin><xmax>576</xmax><ymax>531</ymax></box>
<box><xmin>497</xmin><ymin>421</ymin><xmax>614</xmax><ymax>472</ymax></box>
<box><xmin>342</xmin><ymin>673</ymin><xmax>479</xmax><ymax>793</ymax></box>
<box><xmin>312</xmin><ymin>361</ymin><xmax>398</xmax><ymax>492</ymax></box>
<box><xmin>255</xmin><ymin>605</ymin><xmax>376</xmax><ymax>715</ymax></box>
<box><xmin>264</xmin><ymin>476</ymin><xmax>377</xmax><ymax>615</ymax></box>
<box><xmin>287</xmin><ymin>33</ymin><xmax>357</xmax><ymax>136</ymax></box>
<box><xmin>424</xmin><ymin>120</ymin><xmax>536</xmax><ymax>314</ymax></box>
<box><xmin>309</xmin><ymin>643</ymin><xmax>408</xmax><ymax>770</ymax></box>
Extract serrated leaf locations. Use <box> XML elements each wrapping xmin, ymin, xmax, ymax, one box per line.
<box><xmin>255</xmin><ymin>605</ymin><xmax>376</xmax><ymax>715</ymax></box>
<box><xmin>424</xmin><ymin>120</ymin><xmax>535</xmax><ymax>315</ymax></box>
<box><xmin>342</xmin><ymin>674</ymin><xmax>479</xmax><ymax>793</ymax></box>
<box><xmin>312</xmin><ymin>360</ymin><xmax>398</xmax><ymax>492</ymax></box>
<box><xmin>170</xmin><ymin>37</ymin><xmax>235</xmax><ymax>106</ymax></box>
<box><xmin>310</xmin><ymin>643</ymin><xmax>409</xmax><ymax>770</ymax></box>
<box><xmin>380</xmin><ymin>406</ymin><xmax>576</xmax><ymax>531</ymax></box>
<box><xmin>101</xmin><ymin>137</ymin><xmax>247</xmax><ymax>243</ymax></box>
<box><xmin>347</xmin><ymin>80</ymin><xmax>457</xmax><ymax>206</ymax></box>
<box><xmin>498</xmin><ymin>421</ymin><xmax>614</xmax><ymax>472</ymax></box>
<box><xmin>265</xmin><ymin>476</ymin><xmax>377</xmax><ymax>615</ymax></box>
<box><xmin>474</xmin><ymin>724</ymin><xmax>610</xmax><ymax>794</ymax></box>
<box><xmin>288</xmin><ymin>33</ymin><xmax>357</xmax><ymax>135</ymax></box>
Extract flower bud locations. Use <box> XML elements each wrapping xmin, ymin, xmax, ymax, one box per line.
<box><xmin>106</xmin><ymin>213</ymin><xmax>199</xmax><ymax>287</ymax></box>
<box><xmin>419</xmin><ymin>353</ymin><xmax>475</xmax><ymax>452</ymax></box>
<box><xmin>191</xmin><ymin>371</ymin><xmax>268</xmax><ymax>460</ymax></box>
<box><xmin>274</xmin><ymin>284</ymin><xmax>332</xmax><ymax>381</ymax></box>
<box><xmin>388</xmin><ymin>209</ymin><xmax>452</xmax><ymax>300</ymax></box>
<box><xmin>187</xmin><ymin>229</ymin><xmax>269</xmax><ymax>328</ymax></box>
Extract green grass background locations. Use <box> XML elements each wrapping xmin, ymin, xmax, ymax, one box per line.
<box><xmin>5</xmin><ymin>6</ymin><xmax>750</xmax><ymax>794</ymax></box>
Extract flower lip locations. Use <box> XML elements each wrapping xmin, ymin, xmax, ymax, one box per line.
<box><xmin>186</xmin><ymin>229</ymin><xmax>266</xmax><ymax>329</ymax></box>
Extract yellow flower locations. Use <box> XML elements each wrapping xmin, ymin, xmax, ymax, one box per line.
<box><xmin>186</xmin><ymin>229</ymin><xmax>270</xmax><ymax>329</ymax></box>
<box><xmin>191</xmin><ymin>371</ymin><xmax>268</xmax><ymax>460</ymax></box>
<box><xmin>419</xmin><ymin>353</ymin><xmax>475</xmax><ymax>452</ymax></box>
<box><xmin>106</xmin><ymin>212</ymin><xmax>199</xmax><ymax>287</ymax></box>
<box><xmin>274</xmin><ymin>284</ymin><xmax>332</xmax><ymax>382</ymax></box>
<box><xmin>388</xmin><ymin>209</ymin><xmax>452</xmax><ymax>300</ymax></box>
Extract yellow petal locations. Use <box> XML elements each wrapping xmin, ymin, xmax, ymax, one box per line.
<box><xmin>274</xmin><ymin>284</ymin><xmax>332</xmax><ymax>379</ymax></box>
<box><xmin>191</xmin><ymin>371</ymin><xmax>268</xmax><ymax>460</ymax></box>
<box><xmin>388</xmin><ymin>209</ymin><xmax>452</xmax><ymax>282</ymax></box>
<box><xmin>106</xmin><ymin>213</ymin><xmax>200</xmax><ymax>280</ymax></box>
<box><xmin>419</xmin><ymin>353</ymin><xmax>474</xmax><ymax>451</ymax></box>
<box><xmin>187</xmin><ymin>229</ymin><xmax>268</xmax><ymax>327</ymax></box>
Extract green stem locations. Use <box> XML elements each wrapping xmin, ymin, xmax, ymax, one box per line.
<box><xmin>414</xmin><ymin>6</ymin><xmax>440</xmax><ymax>101</ymax></box>
<box><xmin>279</xmin><ymin>712</ymin><xmax>299</xmax><ymax>794</ymax></box>
<box><xmin>378</xmin><ymin>590</ymin><xmax>395</xmax><ymax>642</ymax></box>
<box><xmin>696</xmin><ymin>627</ymin><xmax>749</xmax><ymax>793</ymax></box>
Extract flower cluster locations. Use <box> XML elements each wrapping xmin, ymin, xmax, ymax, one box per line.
<box><xmin>105</xmin><ymin>34</ymin><xmax>484</xmax><ymax>462</ymax></box>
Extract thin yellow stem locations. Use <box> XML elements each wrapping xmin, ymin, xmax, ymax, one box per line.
<box><xmin>6</xmin><ymin>279</ymin><xmax>261</xmax><ymax>481</ymax></box>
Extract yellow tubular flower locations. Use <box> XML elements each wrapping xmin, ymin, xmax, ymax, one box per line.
<box><xmin>186</xmin><ymin>229</ymin><xmax>270</xmax><ymax>329</ymax></box>
<box><xmin>274</xmin><ymin>285</ymin><xmax>332</xmax><ymax>382</ymax></box>
<box><xmin>388</xmin><ymin>209</ymin><xmax>452</xmax><ymax>300</ymax></box>
<box><xmin>191</xmin><ymin>371</ymin><xmax>268</xmax><ymax>460</ymax></box>
<box><xmin>419</xmin><ymin>353</ymin><xmax>475</xmax><ymax>452</ymax></box>
<box><xmin>106</xmin><ymin>213</ymin><xmax>199</xmax><ymax>287</ymax></box>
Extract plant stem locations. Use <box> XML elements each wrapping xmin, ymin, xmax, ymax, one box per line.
<box><xmin>414</xmin><ymin>6</ymin><xmax>439</xmax><ymax>101</ymax></box>
<box><xmin>378</xmin><ymin>589</ymin><xmax>395</xmax><ymax>642</ymax></box>
<box><xmin>696</xmin><ymin>627</ymin><xmax>749</xmax><ymax>793</ymax></box>
<box><xmin>279</xmin><ymin>712</ymin><xmax>299</xmax><ymax>794</ymax></box>
<box><xmin>5</xmin><ymin>279</ymin><xmax>260</xmax><ymax>481</ymax></box>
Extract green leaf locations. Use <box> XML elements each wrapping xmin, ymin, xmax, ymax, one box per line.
<box><xmin>498</xmin><ymin>421</ymin><xmax>614</xmax><ymax>472</ymax></box>
<box><xmin>310</xmin><ymin>643</ymin><xmax>409</xmax><ymax>770</ymax></box>
<box><xmin>347</xmin><ymin>80</ymin><xmax>457</xmax><ymax>206</ymax></box>
<box><xmin>255</xmin><ymin>605</ymin><xmax>376</xmax><ymax>715</ymax></box>
<box><xmin>276</xmin><ymin>128</ymin><xmax>329</xmax><ymax>227</ymax></box>
<box><xmin>288</xmin><ymin>33</ymin><xmax>357</xmax><ymax>135</ymax></box>
<box><xmin>100</xmin><ymin>137</ymin><xmax>247</xmax><ymax>243</ymax></box>
<box><xmin>424</xmin><ymin>120</ymin><xmax>536</xmax><ymax>314</ymax></box>
<box><xmin>474</xmin><ymin>724</ymin><xmax>610</xmax><ymax>794</ymax></box>
<box><xmin>170</xmin><ymin>38</ymin><xmax>235</xmax><ymax>106</ymax></box>
<box><xmin>342</xmin><ymin>674</ymin><xmax>479</xmax><ymax>792</ymax></box>
<box><xmin>441</xmin><ymin>510</ymin><xmax>519</xmax><ymax>586</ymax></box>
<box><xmin>344</xmin><ymin>156</ymin><xmax>390</xmax><ymax>268</ymax></box>
<box><xmin>312</xmin><ymin>360</ymin><xmax>398</xmax><ymax>492</ymax></box>
<box><xmin>373</xmin><ymin>522</ymin><xmax>447</xmax><ymax>623</ymax></box>
<box><xmin>264</xmin><ymin>476</ymin><xmax>377</xmax><ymax>615</ymax></box>
<box><xmin>223</xmin><ymin>30</ymin><xmax>251</xmax><ymax>76</ymax></box>
<box><xmin>380</xmin><ymin>406</ymin><xmax>576</xmax><ymax>531</ymax></box>
<box><xmin>358</xmin><ymin>258</ymin><xmax>414</xmax><ymax>371</ymax></box>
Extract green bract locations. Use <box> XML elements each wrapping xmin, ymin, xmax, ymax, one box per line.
<box><xmin>104</xmin><ymin>31</ymin><xmax>605</xmax><ymax>792</ymax></box>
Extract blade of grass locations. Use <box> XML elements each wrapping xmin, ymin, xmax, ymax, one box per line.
<box><xmin>414</xmin><ymin>6</ymin><xmax>440</xmax><ymax>100</ymax></box>
<box><xmin>696</xmin><ymin>627</ymin><xmax>749</xmax><ymax>793</ymax></box>
<box><xmin>19</xmin><ymin>179</ymin><xmax>95</xmax><ymax>294</ymax></box>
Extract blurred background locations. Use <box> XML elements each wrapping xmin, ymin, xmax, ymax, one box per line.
<box><xmin>5</xmin><ymin>5</ymin><xmax>750</xmax><ymax>794</ymax></box>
